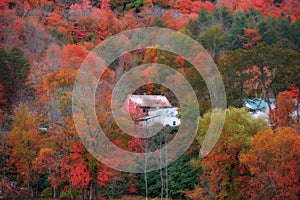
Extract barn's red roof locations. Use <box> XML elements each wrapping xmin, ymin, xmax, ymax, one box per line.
<box><xmin>125</xmin><ymin>95</ymin><xmax>172</xmax><ymax>108</ymax></box>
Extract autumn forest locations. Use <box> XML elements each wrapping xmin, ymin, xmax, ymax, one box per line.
<box><xmin>0</xmin><ymin>0</ymin><xmax>300</xmax><ymax>199</ymax></box>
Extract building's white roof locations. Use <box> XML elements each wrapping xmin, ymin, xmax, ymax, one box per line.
<box><xmin>127</xmin><ymin>95</ymin><xmax>172</xmax><ymax>108</ymax></box>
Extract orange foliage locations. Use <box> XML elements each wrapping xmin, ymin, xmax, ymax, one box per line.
<box><xmin>120</xmin><ymin>12</ymin><xmax>140</xmax><ymax>31</ymax></box>
<box><xmin>216</xmin><ymin>0</ymin><xmax>300</xmax><ymax>20</ymax></box>
<box><xmin>60</xmin><ymin>44</ymin><xmax>86</xmax><ymax>69</ymax></box>
<box><xmin>42</xmin><ymin>68</ymin><xmax>77</xmax><ymax>102</ymax></box>
<box><xmin>196</xmin><ymin>132</ymin><xmax>248</xmax><ymax>199</ymax></box>
<box><xmin>6</xmin><ymin>105</ymin><xmax>41</xmax><ymax>188</ymax></box>
<box><xmin>240</xmin><ymin>127</ymin><xmax>300</xmax><ymax>199</ymax></box>
<box><xmin>94</xmin><ymin>10</ymin><xmax>119</xmax><ymax>41</ymax></box>
<box><xmin>239</xmin><ymin>28</ymin><xmax>262</xmax><ymax>48</ymax></box>
<box><xmin>28</xmin><ymin>0</ymin><xmax>53</xmax><ymax>9</ymax></box>
<box><xmin>270</xmin><ymin>91</ymin><xmax>296</xmax><ymax>128</ymax></box>
<box><xmin>162</xmin><ymin>11</ymin><xmax>189</xmax><ymax>30</ymax></box>
<box><xmin>185</xmin><ymin>185</ymin><xmax>207</xmax><ymax>200</ymax></box>
<box><xmin>157</xmin><ymin>0</ymin><xmax>215</xmax><ymax>14</ymax></box>
<box><xmin>45</xmin><ymin>11</ymin><xmax>69</xmax><ymax>35</ymax></box>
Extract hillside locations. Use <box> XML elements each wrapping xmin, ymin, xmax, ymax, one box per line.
<box><xmin>0</xmin><ymin>0</ymin><xmax>299</xmax><ymax>199</ymax></box>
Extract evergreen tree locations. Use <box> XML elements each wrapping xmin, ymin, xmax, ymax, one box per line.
<box><xmin>0</xmin><ymin>47</ymin><xmax>29</xmax><ymax>110</ymax></box>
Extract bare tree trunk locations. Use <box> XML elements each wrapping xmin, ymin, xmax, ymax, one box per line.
<box><xmin>165</xmin><ymin>137</ymin><xmax>168</xmax><ymax>200</ymax></box>
<box><xmin>296</xmin><ymin>100</ymin><xmax>299</xmax><ymax>123</ymax></box>
<box><xmin>89</xmin><ymin>182</ymin><xmax>94</xmax><ymax>200</ymax></box>
<box><xmin>53</xmin><ymin>187</ymin><xmax>57</xmax><ymax>199</ymax></box>
<box><xmin>144</xmin><ymin>125</ymin><xmax>148</xmax><ymax>200</ymax></box>
<box><xmin>159</xmin><ymin>133</ymin><xmax>164</xmax><ymax>199</ymax></box>
<box><xmin>83</xmin><ymin>188</ymin><xmax>87</xmax><ymax>200</ymax></box>
<box><xmin>69</xmin><ymin>182</ymin><xmax>74</xmax><ymax>199</ymax></box>
<box><xmin>259</xmin><ymin>66</ymin><xmax>275</xmax><ymax>127</ymax></box>
<box><xmin>144</xmin><ymin>145</ymin><xmax>148</xmax><ymax>200</ymax></box>
<box><xmin>296</xmin><ymin>90</ymin><xmax>299</xmax><ymax>123</ymax></box>
<box><xmin>95</xmin><ymin>182</ymin><xmax>99</xmax><ymax>200</ymax></box>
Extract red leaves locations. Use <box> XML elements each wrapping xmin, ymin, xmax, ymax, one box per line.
<box><xmin>240</xmin><ymin>127</ymin><xmax>300</xmax><ymax>199</ymax></box>
<box><xmin>157</xmin><ymin>0</ymin><xmax>215</xmax><ymax>14</ymax></box>
<box><xmin>0</xmin><ymin>0</ymin><xmax>9</xmax><ymax>9</ymax></box>
<box><xmin>70</xmin><ymin>142</ymin><xmax>91</xmax><ymax>189</ymax></box>
<box><xmin>60</xmin><ymin>45</ymin><xmax>86</xmax><ymax>69</ymax></box>
<box><xmin>218</xmin><ymin>0</ymin><xmax>300</xmax><ymax>20</ymax></box>
<box><xmin>100</xmin><ymin>0</ymin><xmax>110</xmax><ymax>10</ymax></box>
<box><xmin>239</xmin><ymin>28</ymin><xmax>262</xmax><ymax>48</ymax></box>
<box><xmin>289</xmin><ymin>84</ymin><xmax>299</xmax><ymax>101</ymax></box>
<box><xmin>162</xmin><ymin>11</ymin><xmax>189</xmax><ymax>30</ymax></box>
<box><xmin>70</xmin><ymin>0</ymin><xmax>92</xmax><ymax>12</ymax></box>
<box><xmin>129</xmin><ymin>183</ymin><xmax>138</xmax><ymax>194</ymax></box>
<box><xmin>202</xmin><ymin>1</ymin><xmax>215</xmax><ymax>12</ymax></box>
<box><xmin>176</xmin><ymin>56</ymin><xmax>185</xmax><ymax>67</ymax></box>
<box><xmin>269</xmin><ymin>91</ymin><xmax>296</xmax><ymax>128</ymax></box>
<box><xmin>71</xmin><ymin>162</ymin><xmax>91</xmax><ymax>189</ymax></box>
<box><xmin>129</xmin><ymin>137</ymin><xmax>146</xmax><ymax>153</ymax></box>
<box><xmin>94</xmin><ymin>10</ymin><xmax>119</xmax><ymax>41</ymax></box>
<box><xmin>35</xmin><ymin>148</ymin><xmax>55</xmax><ymax>170</ymax></box>
<box><xmin>97</xmin><ymin>165</ymin><xmax>113</xmax><ymax>187</ymax></box>
<box><xmin>69</xmin><ymin>141</ymin><xmax>114</xmax><ymax>190</ymax></box>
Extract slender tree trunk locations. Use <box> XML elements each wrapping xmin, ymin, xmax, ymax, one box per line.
<box><xmin>95</xmin><ymin>182</ymin><xmax>99</xmax><ymax>200</ymax></box>
<box><xmin>69</xmin><ymin>182</ymin><xmax>74</xmax><ymax>199</ymax></box>
<box><xmin>144</xmin><ymin>148</ymin><xmax>148</xmax><ymax>200</ymax></box>
<box><xmin>297</xmin><ymin>86</ymin><xmax>300</xmax><ymax>123</ymax></box>
<box><xmin>296</xmin><ymin>99</ymin><xmax>299</xmax><ymax>123</ymax></box>
<box><xmin>165</xmin><ymin>136</ymin><xmax>168</xmax><ymax>200</ymax></box>
<box><xmin>259</xmin><ymin>66</ymin><xmax>272</xmax><ymax>109</ymax></box>
<box><xmin>144</xmin><ymin>125</ymin><xmax>148</xmax><ymax>200</ymax></box>
<box><xmin>259</xmin><ymin>66</ymin><xmax>274</xmax><ymax>127</ymax></box>
<box><xmin>83</xmin><ymin>188</ymin><xmax>87</xmax><ymax>200</ymax></box>
<box><xmin>159</xmin><ymin>133</ymin><xmax>164</xmax><ymax>199</ymax></box>
<box><xmin>52</xmin><ymin>168</ymin><xmax>57</xmax><ymax>199</ymax></box>
<box><xmin>89</xmin><ymin>182</ymin><xmax>94</xmax><ymax>200</ymax></box>
<box><xmin>239</xmin><ymin>75</ymin><xmax>244</xmax><ymax>105</ymax></box>
<box><xmin>53</xmin><ymin>187</ymin><xmax>57</xmax><ymax>199</ymax></box>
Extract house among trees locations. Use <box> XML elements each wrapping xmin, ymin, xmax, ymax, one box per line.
<box><xmin>244</xmin><ymin>98</ymin><xmax>276</xmax><ymax>121</ymax></box>
<box><xmin>123</xmin><ymin>95</ymin><xmax>180</xmax><ymax>127</ymax></box>
<box><xmin>244</xmin><ymin>97</ymin><xmax>300</xmax><ymax>125</ymax></box>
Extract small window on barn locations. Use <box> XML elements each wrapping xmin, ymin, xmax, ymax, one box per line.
<box><xmin>173</xmin><ymin>121</ymin><xmax>176</xmax><ymax>126</ymax></box>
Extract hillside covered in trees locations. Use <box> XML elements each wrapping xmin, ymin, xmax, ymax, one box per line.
<box><xmin>0</xmin><ymin>0</ymin><xmax>300</xmax><ymax>199</ymax></box>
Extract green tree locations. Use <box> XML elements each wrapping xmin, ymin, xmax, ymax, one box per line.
<box><xmin>218</xmin><ymin>48</ymin><xmax>253</xmax><ymax>107</ymax></box>
<box><xmin>0</xmin><ymin>47</ymin><xmax>30</xmax><ymax>110</ymax></box>
<box><xmin>219</xmin><ymin>43</ymin><xmax>300</xmax><ymax>108</ymax></box>
<box><xmin>228</xmin><ymin>12</ymin><xmax>246</xmax><ymax>49</ymax></box>
<box><xmin>288</xmin><ymin>19</ymin><xmax>300</xmax><ymax>51</ymax></box>
<box><xmin>249</xmin><ymin>43</ymin><xmax>300</xmax><ymax>104</ymax></box>
<box><xmin>198</xmin><ymin>25</ymin><xmax>227</xmax><ymax>60</ymax></box>
<box><xmin>6</xmin><ymin>105</ymin><xmax>41</xmax><ymax>198</ymax></box>
<box><xmin>258</xmin><ymin>16</ymin><xmax>279</xmax><ymax>45</ymax></box>
<box><xmin>194</xmin><ymin>107</ymin><xmax>268</xmax><ymax>199</ymax></box>
<box><xmin>138</xmin><ymin>155</ymin><xmax>198</xmax><ymax>199</ymax></box>
<box><xmin>109</xmin><ymin>0</ymin><xmax>144</xmax><ymax>12</ymax></box>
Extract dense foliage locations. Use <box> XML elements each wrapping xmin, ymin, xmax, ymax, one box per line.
<box><xmin>0</xmin><ymin>0</ymin><xmax>299</xmax><ymax>199</ymax></box>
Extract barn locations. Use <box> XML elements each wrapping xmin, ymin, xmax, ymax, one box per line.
<box><xmin>123</xmin><ymin>95</ymin><xmax>180</xmax><ymax>127</ymax></box>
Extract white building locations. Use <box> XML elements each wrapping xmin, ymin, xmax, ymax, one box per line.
<box><xmin>137</xmin><ymin>107</ymin><xmax>180</xmax><ymax>127</ymax></box>
<box><xmin>124</xmin><ymin>95</ymin><xmax>181</xmax><ymax>127</ymax></box>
